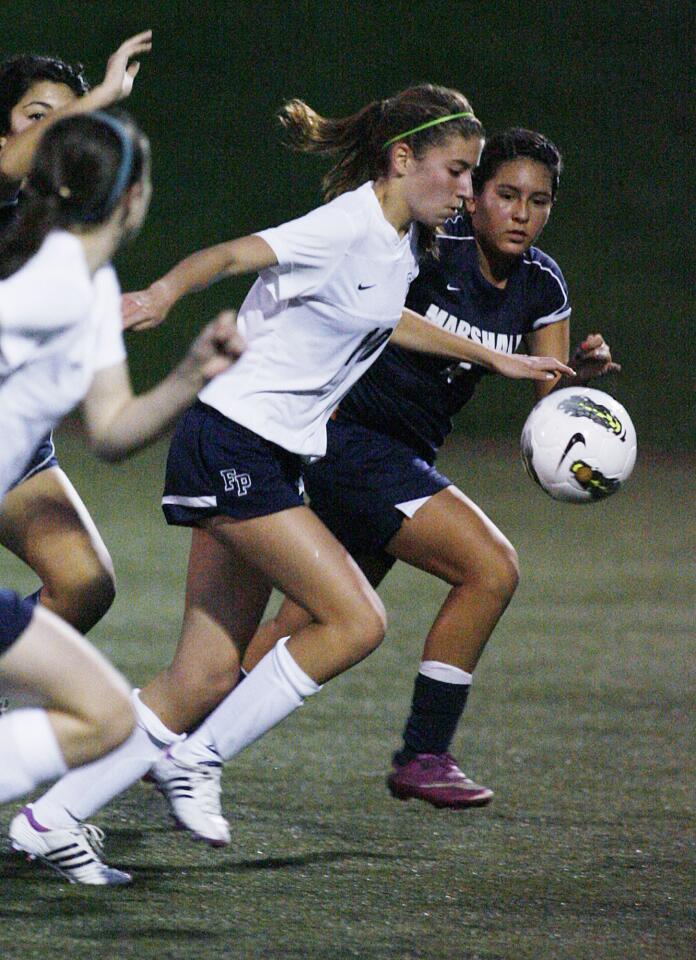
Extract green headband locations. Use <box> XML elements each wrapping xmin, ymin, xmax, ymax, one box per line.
<box><xmin>383</xmin><ymin>111</ymin><xmax>476</xmax><ymax>149</ymax></box>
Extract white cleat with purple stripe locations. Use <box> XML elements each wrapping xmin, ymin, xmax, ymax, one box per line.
<box><xmin>9</xmin><ymin>805</ymin><xmax>131</xmax><ymax>885</ymax></box>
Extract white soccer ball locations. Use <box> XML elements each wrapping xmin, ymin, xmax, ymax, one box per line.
<box><xmin>520</xmin><ymin>387</ymin><xmax>637</xmax><ymax>503</ymax></box>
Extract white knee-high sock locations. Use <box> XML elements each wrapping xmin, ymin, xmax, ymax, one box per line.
<box><xmin>0</xmin><ymin>708</ymin><xmax>68</xmax><ymax>803</ymax></box>
<box><xmin>29</xmin><ymin>690</ymin><xmax>182</xmax><ymax>829</ymax></box>
<box><xmin>172</xmin><ymin>637</ymin><xmax>321</xmax><ymax>765</ymax></box>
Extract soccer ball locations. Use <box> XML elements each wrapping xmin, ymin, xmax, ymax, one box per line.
<box><xmin>520</xmin><ymin>387</ymin><xmax>637</xmax><ymax>503</ymax></box>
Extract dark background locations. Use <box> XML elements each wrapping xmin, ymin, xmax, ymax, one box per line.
<box><xmin>4</xmin><ymin>0</ymin><xmax>691</xmax><ymax>448</ymax></box>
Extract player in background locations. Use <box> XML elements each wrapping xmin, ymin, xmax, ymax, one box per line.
<box><xmin>239</xmin><ymin>128</ymin><xmax>620</xmax><ymax>809</ymax></box>
<box><xmin>11</xmin><ymin>87</ymin><xmax>574</xmax><ymax>883</ymax></box>
<box><xmin>0</xmin><ymin>112</ymin><xmax>244</xmax><ymax>884</ymax></box>
<box><xmin>0</xmin><ymin>32</ymin><xmax>152</xmax><ymax>634</ymax></box>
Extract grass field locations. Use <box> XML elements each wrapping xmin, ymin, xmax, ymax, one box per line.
<box><xmin>0</xmin><ymin>429</ymin><xmax>693</xmax><ymax>960</ymax></box>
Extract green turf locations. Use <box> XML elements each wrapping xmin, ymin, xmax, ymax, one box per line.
<box><xmin>0</xmin><ymin>430</ymin><xmax>693</xmax><ymax>960</ymax></box>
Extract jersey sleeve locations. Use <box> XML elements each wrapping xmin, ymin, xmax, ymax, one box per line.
<box><xmin>254</xmin><ymin>202</ymin><xmax>358</xmax><ymax>300</ymax></box>
<box><xmin>91</xmin><ymin>266</ymin><xmax>127</xmax><ymax>371</ymax></box>
<box><xmin>528</xmin><ymin>251</ymin><xmax>572</xmax><ymax>329</ymax></box>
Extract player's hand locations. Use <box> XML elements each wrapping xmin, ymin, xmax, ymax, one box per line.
<box><xmin>571</xmin><ymin>333</ymin><xmax>621</xmax><ymax>383</ymax></box>
<box><xmin>94</xmin><ymin>31</ymin><xmax>153</xmax><ymax>105</ymax></box>
<box><xmin>491</xmin><ymin>352</ymin><xmax>575</xmax><ymax>382</ymax></box>
<box><xmin>121</xmin><ymin>280</ymin><xmax>172</xmax><ymax>331</ymax></box>
<box><xmin>184</xmin><ymin>311</ymin><xmax>246</xmax><ymax>382</ymax></box>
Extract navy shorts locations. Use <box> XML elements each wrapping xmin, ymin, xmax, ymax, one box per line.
<box><xmin>0</xmin><ymin>588</ymin><xmax>34</xmax><ymax>655</ymax></box>
<box><xmin>304</xmin><ymin>417</ymin><xmax>451</xmax><ymax>556</ymax></box>
<box><xmin>162</xmin><ymin>401</ymin><xmax>305</xmax><ymax>526</ymax></box>
<box><xmin>12</xmin><ymin>433</ymin><xmax>58</xmax><ymax>489</ymax></box>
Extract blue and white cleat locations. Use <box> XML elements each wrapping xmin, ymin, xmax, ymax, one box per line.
<box><xmin>9</xmin><ymin>805</ymin><xmax>131</xmax><ymax>885</ymax></box>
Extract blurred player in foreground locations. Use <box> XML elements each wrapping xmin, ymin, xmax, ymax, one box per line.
<box><xmin>0</xmin><ymin>112</ymin><xmax>243</xmax><ymax>882</ymax></box>
<box><xmin>0</xmin><ymin>31</ymin><xmax>152</xmax><ymax>634</ymax></box>
<box><xmin>13</xmin><ymin>86</ymin><xmax>573</xmax><ymax>884</ymax></box>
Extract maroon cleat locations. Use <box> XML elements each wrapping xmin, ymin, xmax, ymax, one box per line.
<box><xmin>387</xmin><ymin>753</ymin><xmax>493</xmax><ymax>809</ymax></box>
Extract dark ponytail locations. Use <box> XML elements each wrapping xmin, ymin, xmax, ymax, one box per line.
<box><xmin>0</xmin><ymin>111</ymin><xmax>148</xmax><ymax>279</ymax></box>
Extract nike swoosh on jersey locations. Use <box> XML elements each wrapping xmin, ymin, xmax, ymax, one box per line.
<box><xmin>358</xmin><ymin>283</ymin><xmax>376</xmax><ymax>290</ymax></box>
<box><xmin>446</xmin><ymin>283</ymin><xmax>461</xmax><ymax>291</ymax></box>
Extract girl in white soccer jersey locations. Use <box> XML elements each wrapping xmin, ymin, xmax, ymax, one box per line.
<box><xmin>0</xmin><ymin>111</ymin><xmax>243</xmax><ymax>862</ymax></box>
<box><xmin>14</xmin><ymin>85</ymin><xmax>572</xmax><ymax>882</ymax></box>
<box><xmin>245</xmin><ymin>129</ymin><xmax>619</xmax><ymax>810</ymax></box>
<box><xmin>0</xmin><ymin>33</ymin><xmax>152</xmax><ymax>634</ymax></box>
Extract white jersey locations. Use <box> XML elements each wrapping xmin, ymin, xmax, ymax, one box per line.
<box><xmin>199</xmin><ymin>181</ymin><xmax>419</xmax><ymax>458</ymax></box>
<box><xmin>0</xmin><ymin>230</ymin><xmax>126</xmax><ymax>498</ymax></box>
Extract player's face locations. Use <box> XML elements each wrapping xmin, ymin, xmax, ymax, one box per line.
<box><xmin>6</xmin><ymin>81</ymin><xmax>77</xmax><ymax>137</ymax></box>
<box><xmin>404</xmin><ymin>134</ymin><xmax>483</xmax><ymax>227</ymax></box>
<box><xmin>467</xmin><ymin>158</ymin><xmax>553</xmax><ymax>257</ymax></box>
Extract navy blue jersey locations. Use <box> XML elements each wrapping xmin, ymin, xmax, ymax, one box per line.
<box><xmin>338</xmin><ymin>213</ymin><xmax>571</xmax><ymax>462</ymax></box>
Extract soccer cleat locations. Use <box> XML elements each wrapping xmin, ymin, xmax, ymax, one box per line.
<box><xmin>147</xmin><ymin>750</ymin><xmax>230</xmax><ymax>847</ymax></box>
<box><xmin>9</xmin><ymin>805</ymin><xmax>132</xmax><ymax>885</ymax></box>
<box><xmin>387</xmin><ymin>753</ymin><xmax>494</xmax><ymax>809</ymax></box>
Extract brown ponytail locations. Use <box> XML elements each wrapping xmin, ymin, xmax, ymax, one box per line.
<box><xmin>278</xmin><ymin>83</ymin><xmax>483</xmax><ymax>202</ymax></box>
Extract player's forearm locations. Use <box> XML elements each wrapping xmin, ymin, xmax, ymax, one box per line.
<box><xmin>153</xmin><ymin>243</ymin><xmax>239</xmax><ymax>309</ymax></box>
<box><xmin>86</xmin><ymin>362</ymin><xmax>203</xmax><ymax>461</ymax></box>
<box><xmin>393</xmin><ymin>308</ymin><xmax>500</xmax><ymax>370</ymax></box>
<box><xmin>123</xmin><ymin>237</ymin><xmax>276</xmax><ymax>331</ymax></box>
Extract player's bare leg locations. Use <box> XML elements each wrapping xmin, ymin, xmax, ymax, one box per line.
<box><xmin>383</xmin><ymin>485</ymin><xmax>518</xmax><ymax>807</ymax></box>
<box><xmin>387</xmin><ymin>485</ymin><xmax>519</xmax><ymax>670</ymax></box>
<box><xmin>141</xmin><ymin>527</ymin><xmax>271</xmax><ymax>734</ymax></box>
<box><xmin>0</xmin><ymin>467</ymin><xmax>116</xmax><ymax>633</ymax></box>
<box><xmin>2</xmin><ymin>608</ymin><xmax>135</xmax><ymax>885</ymax></box>
<box><xmin>0</xmin><ymin>605</ymin><xmax>133</xmax><ymax>791</ymax></box>
<box><xmin>247</xmin><ymin>486</ymin><xmax>515</xmax><ymax>807</ymax></box>
<box><xmin>150</xmin><ymin>505</ymin><xmax>386</xmax><ymax>844</ymax></box>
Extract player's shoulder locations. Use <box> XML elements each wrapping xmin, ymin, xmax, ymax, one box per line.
<box><xmin>522</xmin><ymin>245</ymin><xmax>571</xmax><ymax>323</ymax></box>
<box><xmin>522</xmin><ymin>244</ymin><xmax>567</xmax><ymax>286</ymax></box>
<box><xmin>0</xmin><ymin>231</ymin><xmax>93</xmax><ymax>330</ymax></box>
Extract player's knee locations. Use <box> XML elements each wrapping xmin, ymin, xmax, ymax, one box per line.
<box><xmin>455</xmin><ymin>536</ymin><xmax>519</xmax><ymax>605</ymax></box>
<box><xmin>45</xmin><ymin>563</ymin><xmax>116</xmax><ymax>632</ymax></box>
<box><xmin>341</xmin><ymin>593</ymin><xmax>387</xmax><ymax>659</ymax></box>
<box><xmin>481</xmin><ymin>541</ymin><xmax>520</xmax><ymax>602</ymax></box>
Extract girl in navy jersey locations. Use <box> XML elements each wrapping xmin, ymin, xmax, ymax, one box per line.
<box><xmin>0</xmin><ymin>111</ymin><xmax>242</xmax><ymax>876</ymax></box>
<box><xmin>244</xmin><ymin>128</ymin><xmax>619</xmax><ymax>808</ymax></box>
<box><xmin>0</xmin><ymin>32</ymin><xmax>152</xmax><ymax>634</ymax></box>
<box><xmin>15</xmin><ymin>90</ymin><xmax>574</xmax><ymax>877</ymax></box>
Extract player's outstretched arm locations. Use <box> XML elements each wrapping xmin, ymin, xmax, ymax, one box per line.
<box><xmin>393</xmin><ymin>308</ymin><xmax>574</xmax><ymax>382</ymax></box>
<box><xmin>122</xmin><ymin>235</ymin><xmax>277</xmax><ymax>331</ymax></box>
<box><xmin>81</xmin><ymin>311</ymin><xmax>245</xmax><ymax>460</ymax></box>
<box><xmin>0</xmin><ymin>31</ymin><xmax>152</xmax><ymax>185</ymax></box>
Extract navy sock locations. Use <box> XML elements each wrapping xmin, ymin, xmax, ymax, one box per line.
<box><xmin>396</xmin><ymin>673</ymin><xmax>470</xmax><ymax>763</ymax></box>
<box><xmin>23</xmin><ymin>588</ymin><xmax>43</xmax><ymax>608</ymax></box>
